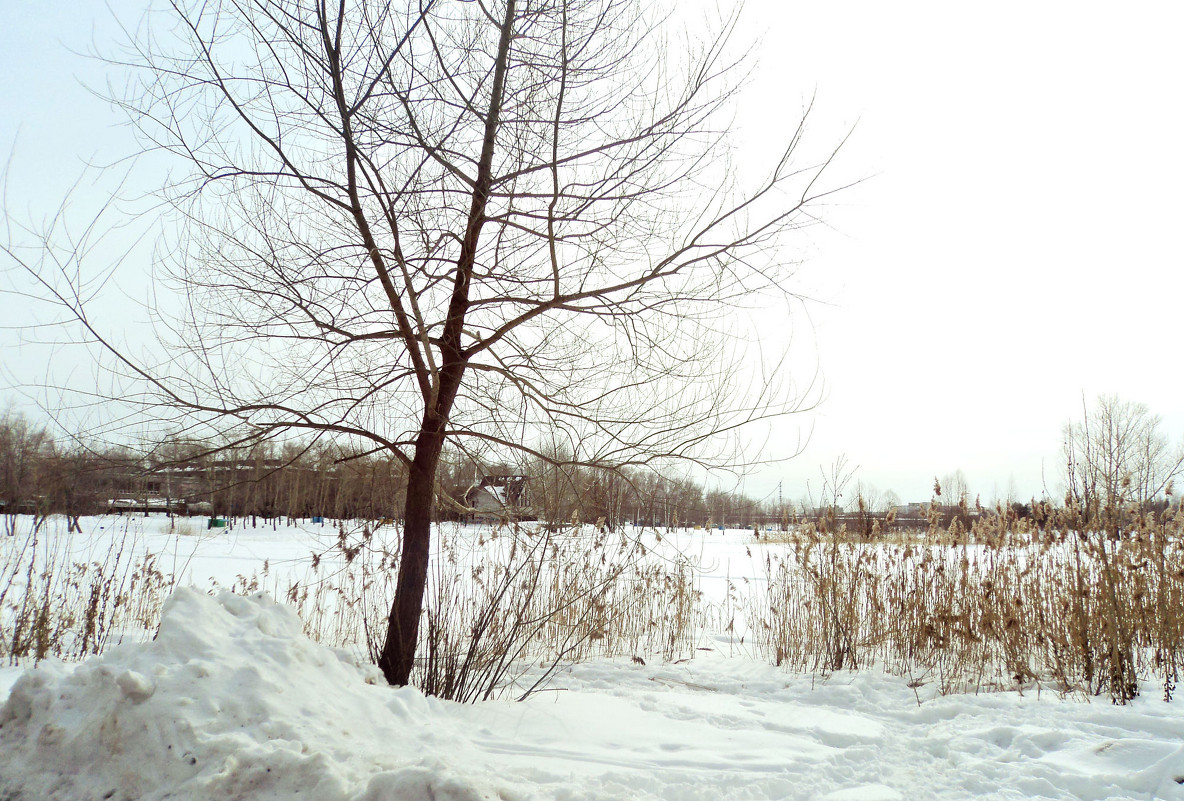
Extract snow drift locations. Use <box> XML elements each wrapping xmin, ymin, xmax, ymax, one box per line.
<box><xmin>4</xmin><ymin>584</ymin><xmax>1184</xmax><ymax>800</ymax></box>
<box><xmin>0</xmin><ymin>589</ymin><xmax>487</xmax><ymax>801</ymax></box>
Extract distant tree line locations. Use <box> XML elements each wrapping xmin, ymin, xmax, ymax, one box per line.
<box><xmin>0</xmin><ymin>407</ymin><xmax>756</xmax><ymax>528</ymax></box>
<box><xmin>0</xmin><ymin>406</ymin><xmax>844</xmax><ymax>531</ymax></box>
<box><xmin>0</xmin><ymin>409</ymin><xmax>406</xmax><ymax>526</ymax></box>
<box><xmin>4</xmin><ymin>394</ymin><xmax>1178</xmax><ymax>536</ymax></box>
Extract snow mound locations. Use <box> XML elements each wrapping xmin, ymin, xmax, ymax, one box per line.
<box><xmin>4</xmin><ymin>581</ymin><xmax>1184</xmax><ymax>800</ymax></box>
<box><xmin>0</xmin><ymin>588</ymin><xmax>486</xmax><ymax>801</ymax></box>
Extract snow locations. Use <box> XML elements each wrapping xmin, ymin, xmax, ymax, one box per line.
<box><xmin>2</xmin><ymin>518</ymin><xmax>1184</xmax><ymax>799</ymax></box>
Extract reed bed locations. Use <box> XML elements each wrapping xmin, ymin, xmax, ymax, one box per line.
<box><xmin>751</xmin><ymin>504</ymin><xmax>1184</xmax><ymax>704</ymax></box>
<box><xmin>0</xmin><ymin>517</ymin><xmax>172</xmax><ymax>663</ymax></box>
<box><xmin>1</xmin><ymin>516</ymin><xmax>703</xmax><ymax>701</ymax></box>
<box><xmin>4</xmin><ymin>508</ymin><xmax>1182</xmax><ymax>705</ymax></box>
<box><xmin>273</xmin><ymin>522</ymin><xmax>705</xmax><ymax>700</ymax></box>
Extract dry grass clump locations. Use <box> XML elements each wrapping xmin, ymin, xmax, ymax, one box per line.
<box><xmin>0</xmin><ymin>517</ymin><xmax>173</xmax><ymax>663</ymax></box>
<box><xmin>752</xmin><ymin>501</ymin><xmax>1184</xmax><ymax>704</ymax></box>
<box><xmin>11</xmin><ymin>504</ymin><xmax>1180</xmax><ymax>707</ymax></box>
<box><xmin>215</xmin><ymin>520</ymin><xmax>704</xmax><ymax>701</ymax></box>
<box><xmin>2</xmin><ymin>515</ymin><xmax>702</xmax><ymax>701</ymax></box>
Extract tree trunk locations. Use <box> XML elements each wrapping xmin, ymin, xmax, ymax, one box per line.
<box><xmin>378</xmin><ymin>430</ymin><xmax>444</xmax><ymax>685</ymax></box>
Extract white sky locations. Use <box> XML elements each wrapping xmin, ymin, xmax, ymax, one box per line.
<box><xmin>3</xmin><ymin>1</ymin><xmax>1183</xmax><ymax>506</ymax></box>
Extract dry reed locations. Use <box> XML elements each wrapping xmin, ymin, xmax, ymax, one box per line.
<box><xmin>751</xmin><ymin>502</ymin><xmax>1184</xmax><ymax>704</ymax></box>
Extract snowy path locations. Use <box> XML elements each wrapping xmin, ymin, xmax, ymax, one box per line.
<box><xmin>457</xmin><ymin>657</ymin><xmax>1184</xmax><ymax>800</ymax></box>
<box><xmin>3</xmin><ymin>590</ymin><xmax>1182</xmax><ymax>800</ymax></box>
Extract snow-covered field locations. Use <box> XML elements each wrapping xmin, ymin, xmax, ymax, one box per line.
<box><xmin>2</xmin><ymin>516</ymin><xmax>1183</xmax><ymax>800</ymax></box>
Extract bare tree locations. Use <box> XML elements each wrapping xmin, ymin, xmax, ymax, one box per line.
<box><xmin>1064</xmin><ymin>394</ymin><xmax>1184</xmax><ymax>514</ymax></box>
<box><xmin>0</xmin><ymin>409</ymin><xmax>53</xmax><ymax>534</ymax></box>
<box><xmin>847</xmin><ymin>479</ymin><xmax>882</xmax><ymax>538</ymax></box>
<box><xmin>4</xmin><ymin>0</ymin><xmax>844</xmax><ymax>685</ymax></box>
<box><xmin>1060</xmin><ymin>394</ymin><xmax>1183</xmax><ymax>703</ymax></box>
<box><xmin>939</xmin><ymin>469</ymin><xmax>969</xmax><ymax>508</ymax></box>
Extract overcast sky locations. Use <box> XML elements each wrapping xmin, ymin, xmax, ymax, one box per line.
<box><xmin>3</xmin><ymin>1</ymin><xmax>1182</xmax><ymax>507</ymax></box>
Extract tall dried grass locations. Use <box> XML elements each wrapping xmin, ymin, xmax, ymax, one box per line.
<box><xmin>0</xmin><ymin>518</ymin><xmax>172</xmax><ymax>663</ymax></box>
<box><xmin>1</xmin><ymin>516</ymin><xmax>703</xmax><ymax>701</ymax></box>
<box><xmin>272</xmin><ymin>521</ymin><xmax>705</xmax><ymax>701</ymax></box>
<box><xmin>5</xmin><ymin>507</ymin><xmax>1182</xmax><ymax>706</ymax></box>
<box><xmin>752</xmin><ymin>502</ymin><xmax>1184</xmax><ymax>704</ymax></box>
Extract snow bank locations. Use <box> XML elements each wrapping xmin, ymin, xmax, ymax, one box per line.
<box><xmin>4</xmin><ymin>583</ymin><xmax>1184</xmax><ymax>800</ymax></box>
<box><xmin>0</xmin><ymin>589</ymin><xmax>487</xmax><ymax>801</ymax></box>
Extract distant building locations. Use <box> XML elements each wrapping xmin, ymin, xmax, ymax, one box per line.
<box><xmin>464</xmin><ymin>475</ymin><xmax>532</xmax><ymax>522</ymax></box>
